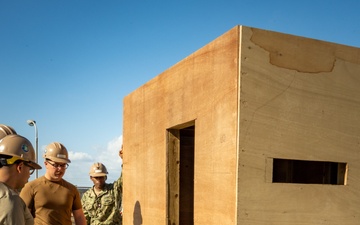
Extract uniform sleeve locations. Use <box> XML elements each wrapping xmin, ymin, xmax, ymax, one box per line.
<box><xmin>81</xmin><ymin>190</ymin><xmax>91</xmax><ymax>224</ymax></box>
<box><xmin>0</xmin><ymin>194</ymin><xmax>16</xmax><ymax>223</ymax></box>
<box><xmin>19</xmin><ymin>182</ymin><xmax>35</xmax><ymax>216</ymax></box>
<box><xmin>114</xmin><ymin>173</ymin><xmax>123</xmax><ymax>192</ymax></box>
<box><xmin>24</xmin><ymin>206</ymin><xmax>34</xmax><ymax>225</ymax></box>
<box><xmin>114</xmin><ymin>173</ymin><xmax>123</xmax><ymax>213</ymax></box>
<box><xmin>72</xmin><ymin>186</ymin><xmax>83</xmax><ymax>211</ymax></box>
<box><xmin>0</xmin><ymin>191</ymin><xmax>33</xmax><ymax>225</ymax></box>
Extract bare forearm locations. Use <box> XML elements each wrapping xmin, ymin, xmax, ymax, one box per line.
<box><xmin>73</xmin><ymin>209</ymin><xmax>87</xmax><ymax>225</ymax></box>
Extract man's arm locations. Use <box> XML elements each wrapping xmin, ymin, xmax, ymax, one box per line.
<box><xmin>81</xmin><ymin>191</ymin><xmax>91</xmax><ymax>223</ymax></box>
<box><xmin>0</xmin><ymin>196</ymin><xmax>31</xmax><ymax>225</ymax></box>
<box><xmin>73</xmin><ymin>208</ymin><xmax>87</xmax><ymax>225</ymax></box>
<box><xmin>19</xmin><ymin>183</ymin><xmax>35</xmax><ymax>217</ymax></box>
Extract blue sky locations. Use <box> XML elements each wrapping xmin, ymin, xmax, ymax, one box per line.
<box><xmin>1</xmin><ymin>0</ymin><xmax>359</xmax><ymax>186</ymax></box>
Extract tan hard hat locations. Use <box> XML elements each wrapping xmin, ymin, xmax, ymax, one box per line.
<box><xmin>43</xmin><ymin>142</ymin><xmax>71</xmax><ymax>163</ymax></box>
<box><xmin>0</xmin><ymin>134</ymin><xmax>42</xmax><ymax>169</ymax></box>
<box><xmin>89</xmin><ymin>162</ymin><xmax>108</xmax><ymax>177</ymax></box>
<box><xmin>0</xmin><ymin>124</ymin><xmax>17</xmax><ymax>140</ymax></box>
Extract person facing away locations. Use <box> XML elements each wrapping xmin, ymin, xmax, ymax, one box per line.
<box><xmin>20</xmin><ymin>142</ymin><xmax>86</xmax><ymax>225</ymax></box>
<box><xmin>0</xmin><ymin>124</ymin><xmax>17</xmax><ymax>140</ymax></box>
<box><xmin>81</xmin><ymin>150</ymin><xmax>123</xmax><ymax>225</ymax></box>
<box><xmin>0</xmin><ymin>133</ymin><xmax>42</xmax><ymax>225</ymax></box>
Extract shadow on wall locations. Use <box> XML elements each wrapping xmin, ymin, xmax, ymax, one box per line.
<box><xmin>133</xmin><ymin>201</ymin><xmax>143</xmax><ymax>225</ymax></box>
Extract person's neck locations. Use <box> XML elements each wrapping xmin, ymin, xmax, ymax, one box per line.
<box><xmin>44</xmin><ymin>173</ymin><xmax>62</xmax><ymax>182</ymax></box>
<box><xmin>0</xmin><ymin>171</ymin><xmax>17</xmax><ymax>190</ymax></box>
<box><xmin>93</xmin><ymin>186</ymin><xmax>103</xmax><ymax>195</ymax></box>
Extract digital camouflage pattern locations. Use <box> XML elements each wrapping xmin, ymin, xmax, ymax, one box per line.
<box><xmin>81</xmin><ymin>175</ymin><xmax>122</xmax><ymax>225</ymax></box>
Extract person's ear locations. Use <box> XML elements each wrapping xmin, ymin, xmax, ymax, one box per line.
<box><xmin>16</xmin><ymin>162</ymin><xmax>24</xmax><ymax>173</ymax></box>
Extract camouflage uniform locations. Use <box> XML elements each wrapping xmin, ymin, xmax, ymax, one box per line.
<box><xmin>81</xmin><ymin>175</ymin><xmax>122</xmax><ymax>225</ymax></box>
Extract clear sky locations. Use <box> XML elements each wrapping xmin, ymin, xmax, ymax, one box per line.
<box><xmin>1</xmin><ymin>0</ymin><xmax>359</xmax><ymax>187</ymax></box>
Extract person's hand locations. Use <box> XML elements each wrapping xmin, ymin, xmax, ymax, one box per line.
<box><xmin>119</xmin><ymin>145</ymin><xmax>123</xmax><ymax>159</ymax></box>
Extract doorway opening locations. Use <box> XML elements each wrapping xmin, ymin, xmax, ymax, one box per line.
<box><xmin>167</xmin><ymin>123</ymin><xmax>195</xmax><ymax>225</ymax></box>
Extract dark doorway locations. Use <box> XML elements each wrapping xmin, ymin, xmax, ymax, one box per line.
<box><xmin>167</xmin><ymin>123</ymin><xmax>195</xmax><ymax>225</ymax></box>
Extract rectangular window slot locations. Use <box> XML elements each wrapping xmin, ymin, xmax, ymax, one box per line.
<box><xmin>272</xmin><ymin>158</ymin><xmax>347</xmax><ymax>185</ymax></box>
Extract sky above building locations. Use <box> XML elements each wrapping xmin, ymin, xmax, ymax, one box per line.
<box><xmin>1</xmin><ymin>0</ymin><xmax>359</xmax><ymax>186</ymax></box>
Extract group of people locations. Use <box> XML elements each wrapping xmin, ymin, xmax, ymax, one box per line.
<box><xmin>0</xmin><ymin>124</ymin><xmax>123</xmax><ymax>225</ymax></box>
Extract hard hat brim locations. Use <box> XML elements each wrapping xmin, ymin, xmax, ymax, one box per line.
<box><xmin>27</xmin><ymin>161</ymin><xmax>42</xmax><ymax>169</ymax></box>
<box><xmin>43</xmin><ymin>155</ymin><xmax>71</xmax><ymax>163</ymax></box>
<box><xmin>90</xmin><ymin>173</ymin><xmax>107</xmax><ymax>177</ymax></box>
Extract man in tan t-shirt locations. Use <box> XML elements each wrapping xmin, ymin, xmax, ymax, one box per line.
<box><xmin>20</xmin><ymin>142</ymin><xmax>86</xmax><ymax>225</ymax></box>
